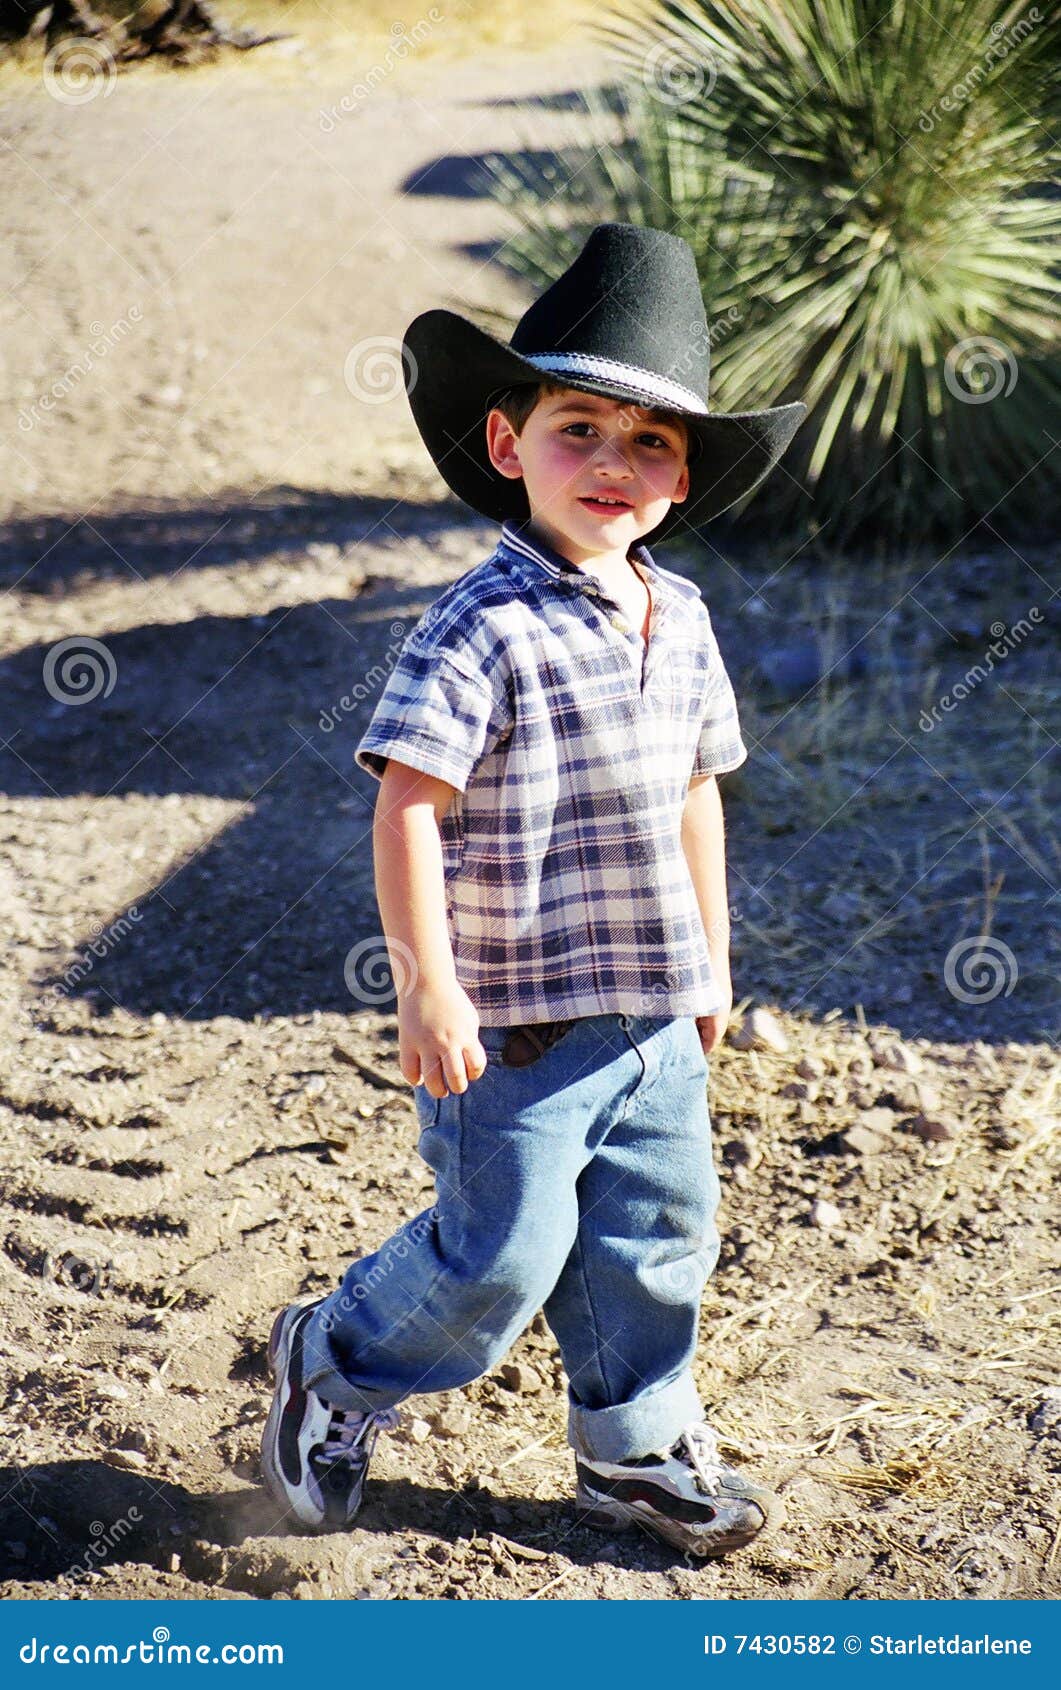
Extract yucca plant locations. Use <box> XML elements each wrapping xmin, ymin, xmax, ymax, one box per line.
<box><xmin>478</xmin><ymin>0</ymin><xmax>1061</xmax><ymax>546</ymax></box>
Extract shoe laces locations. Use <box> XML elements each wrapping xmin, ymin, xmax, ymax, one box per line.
<box><xmin>672</xmin><ymin>1420</ymin><xmax>728</xmax><ymax>1494</ymax></box>
<box><xmin>321</xmin><ymin>1404</ymin><xmax>401</xmax><ymax>1464</ymax></box>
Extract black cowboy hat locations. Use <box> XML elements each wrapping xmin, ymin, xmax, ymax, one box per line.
<box><xmin>401</xmin><ymin>222</ymin><xmax>806</xmax><ymax>546</ymax></box>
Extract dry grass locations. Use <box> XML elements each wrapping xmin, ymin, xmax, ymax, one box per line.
<box><xmin>704</xmin><ymin>539</ymin><xmax>1060</xmax><ymax>1035</ymax></box>
<box><xmin>226</xmin><ymin>0</ymin><xmax>612</xmax><ymax>55</ymax></box>
<box><xmin>0</xmin><ymin>0</ymin><xmax>615</xmax><ymax>91</ymax></box>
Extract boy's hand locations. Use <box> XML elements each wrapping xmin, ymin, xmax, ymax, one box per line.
<box><xmin>696</xmin><ymin>980</ymin><xmax>733</xmax><ymax>1057</ymax></box>
<box><xmin>399</xmin><ymin>982</ymin><xmax>487</xmax><ymax>1098</ymax></box>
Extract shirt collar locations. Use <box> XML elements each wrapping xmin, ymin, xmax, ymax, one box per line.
<box><xmin>498</xmin><ymin>517</ymin><xmax>656</xmax><ymax>589</ymax></box>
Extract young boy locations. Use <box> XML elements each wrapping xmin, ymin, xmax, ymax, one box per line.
<box><xmin>261</xmin><ymin>223</ymin><xmax>805</xmax><ymax>1559</ymax></box>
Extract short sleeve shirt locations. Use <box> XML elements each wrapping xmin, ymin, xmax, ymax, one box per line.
<box><xmin>355</xmin><ymin>517</ymin><xmax>748</xmax><ymax>1025</ymax></box>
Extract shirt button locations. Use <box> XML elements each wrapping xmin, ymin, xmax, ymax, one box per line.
<box><xmin>610</xmin><ymin>613</ymin><xmax>628</xmax><ymax>631</ymax></box>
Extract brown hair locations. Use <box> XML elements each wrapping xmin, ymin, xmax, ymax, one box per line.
<box><xmin>486</xmin><ymin>379</ymin><xmax>569</xmax><ymax>435</ymax></box>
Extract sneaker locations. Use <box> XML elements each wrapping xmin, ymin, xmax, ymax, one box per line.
<box><xmin>574</xmin><ymin>1419</ymin><xmax>780</xmax><ymax>1559</ymax></box>
<box><xmin>259</xmin><ymin>1298</ymin><xmax>401</xmax><ymax>1533</ymax></box>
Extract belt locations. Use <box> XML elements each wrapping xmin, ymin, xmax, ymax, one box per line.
<box><xmin>500</xmin><ymin>1018</ymin><xmax>576</xmax><ymax>1067</ymax></box>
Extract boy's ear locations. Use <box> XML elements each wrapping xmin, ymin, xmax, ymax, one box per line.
<box><xmin>485</xmin><ymin>408</ymin><xmax>525</xmax><ymax>481</ymax></box>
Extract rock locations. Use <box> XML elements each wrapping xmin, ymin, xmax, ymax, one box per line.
<box><xmin>92</xmin><ymin>1377</ymin><xmax>129</xmax><ymax>1402</ymax></box>
<box><xmin>118</xmin><ymin>1426</ymin><xmax>154</xmax><ymax>1455</ymax></box>
<box><xmin>842</xmin><ymin>1125</ymin><xmax>891</xmax><ymax>1156</ymax></box>
<box><xmin>499</xmin><ymin>1537</ymin><xmax>549</xmax><ymax>1562</ymax></box>
<box><xmin>911</xmin><ymin>1112</ymin><xmax>959</xmax><ymax>1143</ymax></box>
<box><xmin>873</xmin><ymin>1041</ymin><xmax>923</xmax><ymax>1075</ymax></box>
<box><xmin>430</xmin><ymin>1403</ymin><xmax>473</xmax><ymax>1438</ymax></box>
<box><xmin>809</xmin><ymin>1198</ymin><xmax>842</xmax><ymax>1230</ymax></box>
<box><xmin>405</xmin><ymin>1416</ymin><xmax>433</xmax><ymax>1444</ymax></box>
<box><xmin>862</xmin><ymin>1106</ymin><xmax>899</xmax><ymax>1134</ymax></box>
<box><xmin>102</xmin><ymin>1448</ymin><xmax>149</xmax><ymax>1472</ymax></box>
<box><xmin>1030</xmin><ymin>1391</ymin><xmax>1061</xmax><ymax>1435</ymax></box>
<box><xmin>796</xmin><ymin>1056</ymin><xmax>825</xmax><ymax>1080</ymax></box>
<box><xmin>498</xmin><ymin>1361</ymin><xmax>545</xmax><ymax>1394</ymax></box>
<box><xmin>730</xmin><ymin>1007</ymin><xmax>789</xmax><ymax>1054</ymax></box>
<box><xmin>888</xmin><ymin>1077</ymin><xmax>942</xmax><ymax>1113</ymax></box>
<box><xmin>722</xmin><ymin>1136</ymin><xmax>760</xmax><ymax>1170</ymax></box>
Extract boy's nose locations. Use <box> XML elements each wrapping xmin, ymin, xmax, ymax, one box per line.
<box><xmin>592</xmin><ymin>439</ymin><xmax>635</xmax><ymax>475</ymax></box>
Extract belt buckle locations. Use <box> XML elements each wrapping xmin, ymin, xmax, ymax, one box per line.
<box><xmin>501</xmin><ymin>1018</ymin><xmax>575</xmax><ymax>1067</ymax></box>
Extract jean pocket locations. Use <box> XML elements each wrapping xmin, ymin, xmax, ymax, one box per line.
<box><xmin>682</xmin><ymin>1018</ymin><xmax>710</xmax><ymax>1078</ymax></box>
<box><xmin>414</xmin><ymin>1088</ymin><xmax>462</xmax><ymax>1212</ymax></box>
<box><xmin>413</xmin><ymin>1082</ymin><xmax>442</xmax><ymax>1129</ymax></box>
<box><xmin>476</xmin><ymin>1024</ymin><xmax>515</xmax><ymax>1056</ymax></box>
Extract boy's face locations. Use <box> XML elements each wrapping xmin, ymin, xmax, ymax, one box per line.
<box><xmin>485</xmin><ymin>386</ymin><xmax>691</xmax><ymax>562</ymax></box>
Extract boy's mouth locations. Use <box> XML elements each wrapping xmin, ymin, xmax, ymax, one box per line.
<box><xmin>578</xmin><ymin>495</ymin><xmax>635</xmax><ymax>515</ymax></box>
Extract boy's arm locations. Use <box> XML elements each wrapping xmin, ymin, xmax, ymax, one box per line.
<box><xmin>681</xmin><ymin>772</ymin><xmax>734</xmax><ymax>1055</ymax></box>
<box><xmin>373</xmin><ymin>757</ymin><xmax>486</xmax><ymax>1098</ymax></box>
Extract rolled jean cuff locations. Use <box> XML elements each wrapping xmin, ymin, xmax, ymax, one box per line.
<box><xmin>567</xmin><ymin>1368</ymin><xmax>704</xmax><ymax>1462</ymax></box>
<box><xmin>299</xmin><ymin>1310</ymin><xmax>406</xmax><ymax>1415</ymax></box>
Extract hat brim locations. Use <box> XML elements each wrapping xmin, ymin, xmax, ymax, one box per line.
<box><xmin>401</xmin><ymin>309</ymin><xmax>806</xmax><ymax>544</ymax></box>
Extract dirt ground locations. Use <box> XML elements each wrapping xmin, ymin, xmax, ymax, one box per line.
<box><xmin>0</xmin><ymin>27</ymin><xmax>1058</xmax><ymax>1602</ymax></box>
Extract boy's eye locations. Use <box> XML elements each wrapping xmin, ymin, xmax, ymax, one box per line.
<box><xmin>561</xmin><ymin>422</ymin><xmax>672</xmax><ymax>449</ymax></box>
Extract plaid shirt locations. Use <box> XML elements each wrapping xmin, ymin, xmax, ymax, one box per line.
<box><xmin>355</xmin><ymin>517</ymin><xmax>748</xmax><ymax>1025</ymax></box>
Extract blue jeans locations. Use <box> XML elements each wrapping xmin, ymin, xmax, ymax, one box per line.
<box><xmin>301</xmin><ymin>1011</ymin><xmax>720</xmax><ymax>1462</ymax></box>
